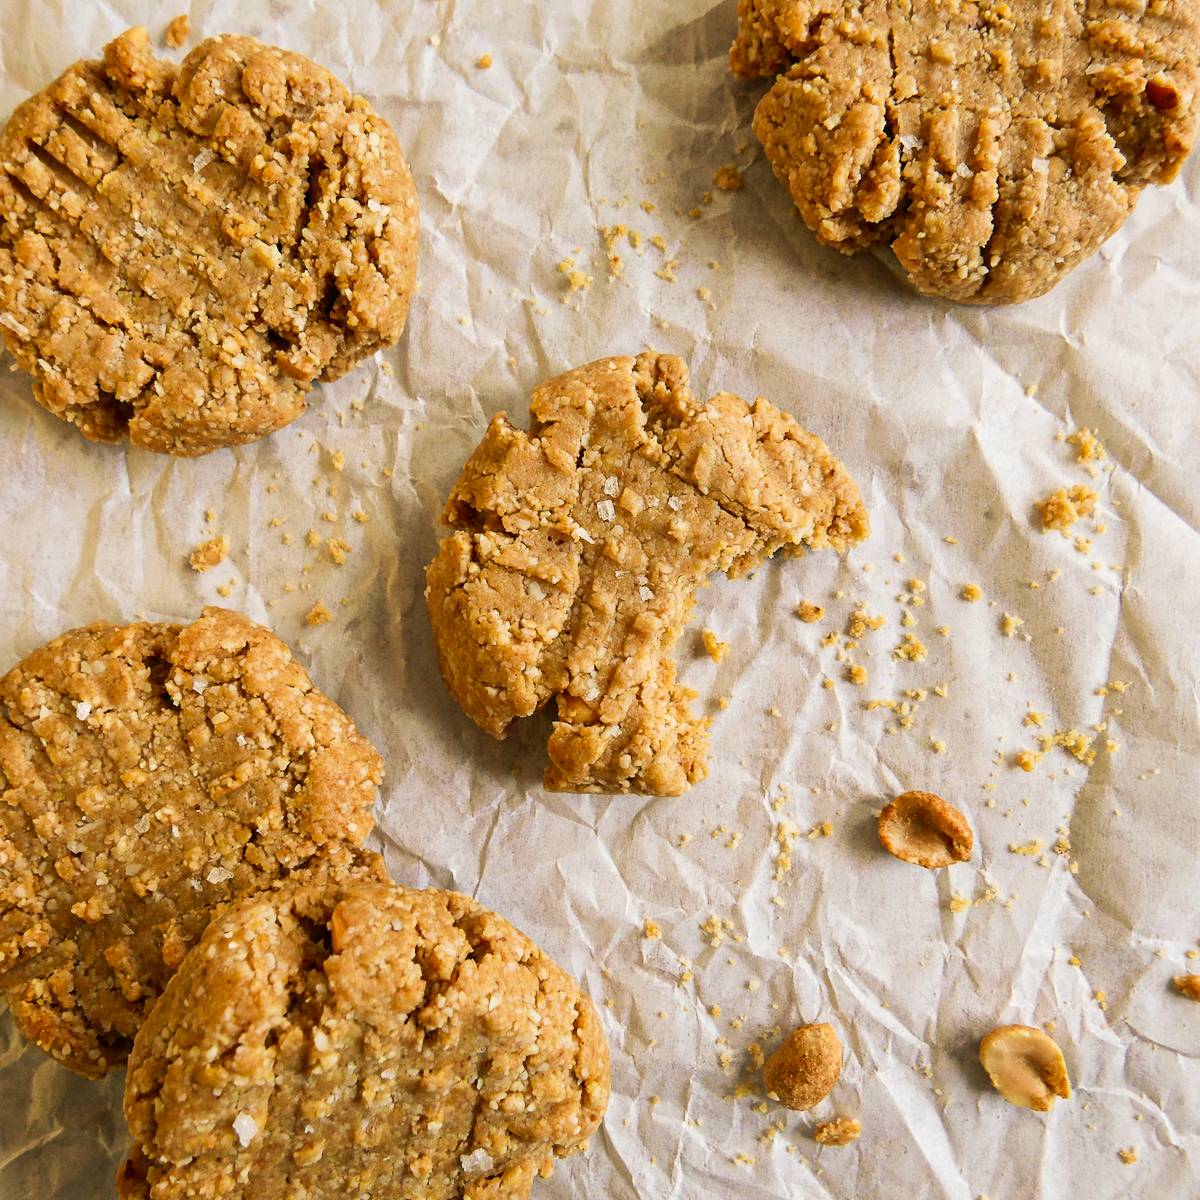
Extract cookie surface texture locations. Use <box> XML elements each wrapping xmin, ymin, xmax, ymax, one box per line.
<box><xmin>730</xmin><ymin>0</ymin><xmax>1200</xmax><ymax>303</ymax></box>
<box><xmin>426</xmin><ymin>352</ymin><xmax>868</xmax><ymax>796</ymax></box>
<box><xmin>0</xmin><ymin>606</ymin><xmax>383</xmax><ymax>1076</ymax></box>
<box><xmin>0</xmin><ymin>26</ymin><xmax>418</xmax><ymax>453</ymax></box>
<box><xmin>119</xmin><ymin>877</ymin><xmax>610</xmax><ymax>1200</ymax></box>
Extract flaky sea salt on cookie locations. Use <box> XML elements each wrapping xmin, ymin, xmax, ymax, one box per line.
<box><xmin>425</xmin><ymin>352</ymin><xmax>868</xmax><ymax>796</ymax></box>
<box><xmin>0</xmin><ymin>607</ymin><xmax>383</xmax><ymax>1077</ymax></box>
<box><xmin>730</xmin><ymin>0</ymin><xmax>1199</xmax><ymax>303</ymax></box>
<box><xmin>119</xmin><ymin>876</ymin><xmax>610</xmax><ymax>1200</ymax></box>
<box><xmin>0</xmin><ymin>26</ymin><xmax>418</xmax><ymax>453</ymax></box>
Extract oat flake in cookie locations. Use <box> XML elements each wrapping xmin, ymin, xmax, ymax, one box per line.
<box><xmin>730</xmin><ymin>0</ymin><xmax>1199</xmax><ymax>303</ymax></box>
<box><xmin>118</xmin><ymin>876</ymin><xmax>610</xmax><ymax>1200</ymax></box>
<box><xmin>426</xmin><ymin>352</ymin><xmax>868</xmax><ymax>796</ymax></box>
<box><xmin>0</xmin><ymin>26</ymin><xmax>418</xmax><ymax>453</ymax></box>
<box><xmin>0</xmin><ymin>607</ymin><xmax>383</xmax><ymax>1077</ymax></box>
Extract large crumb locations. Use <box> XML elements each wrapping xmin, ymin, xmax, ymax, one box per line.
<box><xmin>164</xmin><ymin>14</ymin><xmax>190</xmax><ymax>49</ymax></box>
<box><xmin>1067</xmin><ymin>427</ymin><xmax>1106</xmax><ymax>462</ymax></box>
<box><xmin>1039</xmin><ymin>485</ymin><xmax>1098</xmax><ymax>533</ymax></box>
<box><xmin>713</xmin><ymin>164</ymin><xmax>744</xmax><ymax>191</ymax></box>
<box><xmin>702</xmin><ymin>630</ymin><xmax>728</xmax><ymax>663</ymax></box>
<box><xmin>305</xmin><ymin>602</ymin><xmax>333</xmax><ymax>627</ymax></box>
<box><xmin>960</xmin><ymin>583</ymin><xmax>983</xmax><ymax>602</ymax></box>
<box><xmin>796</xmin><ymin>601</ymin><xmax>825</xmax><ymax>623</ymax></box>
<box><xmin>189</xmin><ymin>535</ymin><xmax>229</xmax><ymax>573</ymax></box>
<box><xmin>813</xmin><ymin>1116</ymin><xmax>861</xmax><ymax>1146</ymax></box>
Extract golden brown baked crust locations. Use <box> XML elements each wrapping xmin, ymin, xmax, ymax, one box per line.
<box><xmin>425</xmin><ymin>352</ymin><xmax>868</xmax><ymax>796</ymax></box>
<box><xmin>0</xmin><ymin>26</ymin><xmax>418</xmax><ymax>453</ymax></box>
<box><xmin>120</xmin><ymin>876</ymin><xmax>610</xmax><ymax>1200</ymax></box>
<box><xmin>730</xmin><ymin>0</ymin><xmax>1200</xmax><ymax>303</ymax></box>
<box><xmin>0</xmin><ymin>607</ymin><xmax>383</xmax><ymax>1077</ymax></box>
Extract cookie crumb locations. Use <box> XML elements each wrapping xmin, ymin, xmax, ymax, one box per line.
<box><xmin>189</xmin><ymin>535</ymin><xmax>229</xmax><ymax>573</ymax></box>
<box><xmin>1039</xmin><ymin>484</ymin><xmax>1097</xmax><ymax>533</ymax></box>
<box><xmin>643</xmin><ymin>919</ymin><xmax>662</xmax><ymax>940</ymax></box>
<box><xmin>796</xmin><ymin>601</ymin><xmax>825</xmax><ymax>623</ymax></box>
<box><xmin>1173</xmin><ymin>975</ymin><xmax>1200</xmax><ymax>1001</ymax></box>
<box><xmin>557</xmin><ymin>257</ymin><xmax>593</xmax><ymax>292</ymax></box>
<box><xmin>330</xmin><ymin>450</ymin><xmax>346</xmax><ymax>472</ymax></box>
<box><xmin>476</xmin><ymin>53</ymin><xmax>494</xmax><ymax>69</ymax></box>
<box><xmin>1000</xmin><ymin>613</ymin><xmax>1024</xmax><ymax>638</ymax></box>
<box><xmin>1067</xmin><ymin>427</ymin><xmax>1106</xmax><ymax>463</ymax></box>
<box><xmin>305</xmin><ymin>602</ymin><xmax>333</xmax><ymax>627</ymax></box>
<box><xmin>702</xmin><ymin>630</ymin><xmax>728</xmax><ymax>663</ymax></box>
<box><xmin>961</xmin><ymin>583</ymin><xmax>983</xmax><ymax>602</ymax></box>
<box><xmin>328</xmin><ymin>539</ymin><xmax>352</xmax><ymax>566</ymax></box>
<box><xmin>164</xmin><ymin>13</ymin><xmax>190</xmax><ymax>49</ymax></box>
<box><xmin>845</xmin><ymin>663</ymin><xmax>868</xmax><ymax>686</ymax></box>
<box><xmin>813</xmin><ymin>1116</ymin><xmax>861</xmax><ymax>1146</ymax></box>
<box><xmin>893</xmin><ymin>634</ymin><xmax>927</xmax><ymax>662</ymax></box>
<box><xmin>713</xmin><ymin>164</ymin><xmax>744</xmax><ymax>191</ymax></box>
<box><xmin>1117</xmin><ymin>1147</ymin><xmax>1138</xmax><ymax>1165</ymax></box>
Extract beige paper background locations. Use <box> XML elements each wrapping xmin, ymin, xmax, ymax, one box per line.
<box><xmin>0</xmin><ymin>1</ymin><xmax>1197</xmax><ymax>1196</ymax></box>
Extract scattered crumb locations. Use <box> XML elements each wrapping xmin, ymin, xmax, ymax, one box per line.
<box><xmin>1024</xmin><ymin>710</ymin><xmax>1047</xmax><ymax>727</ymax></box>
<box><xmin>961</xmin><ymin>583</ymin><xmax>983</xmax><ymax>602</ymax></box>
<box><xmin>1117</xmin><ymin>1147</ymin><xmax>1138</xmax><ymax>1165</ymax></box>
<box><xmin>643</xmin><ymin>920</ymin><xmax>662</xmax><ymax>940</ymax></box>
<box><xmin>476</xmin><ymin>53</ymin><xmax>494</xmax><ymax>69</ymax></box>
<box><xmin>557</xmin><ymin>257</ymin><xmax>593</xmax><ymax>292</ymax></box>
<box><xmin>713</xmin><ymin>164</ymin><xmax>744</xmax><ymax>191</ymax></box>
<box><xmin>814</xmin><ymin>1116</ymin><xmax>862</xmax><ymax>1146</ymax></box>
<box><xmin>189</xmin><ymin>535</ymin><xmax>229</xmax><ymax>573</ymax></box>
<box><xmin>216</xmin><ymin>579</ymin><xmax>235</xmax><ymax>598</ymax></box>
<box><xmin>1039</xmin><ymin>484</ymin><xmax>1098</xmax><ymax>534</ymax></box>
<box><xmin>893</xmin><ymin>634</ymin><xmax>927</xmax><ymax>662</ymax></box>
<box><xmin>847</xmin><ymin>607</ymin><xmax>885</xmax><ymax>637</ymax></box>
<box><xmin>164</xmin><ymin>13</ymin><xmax>189</xmax><ymax>49</ymax></box>
<box><xmin>305</xmin><ymin>602</ymin><xmax>333</xmax><ymax>627</ymax></box>
<box><xmin>796</xmin><ymin>601</ymin><xmax>825</xmax><ymax>623</ymax></box>
<box><xmin>328</xmin><ymin>538</ymin><xmax>352</xmax><ymax>566</ymax></box>
<box><xmin>846</xmin><ymin>663</ymin><xmax>869</xmax><ymax>686</ymax></box>
<box><xmin>1068</xmin><ymin>427</ymin><xmax>1106</xmax><ymax>463</ymax></box>
<box><xmin>702</xmin><ymin>629</ymin><xmax>728</xmax><ymax>663</ymax></box>
<box><xmin>1001</xmin><ymin>613</ymin><xmax>1024</xmax><ymax>638</ymax></box>
<box><xmin>330</xmin><ymin>449</ymin><xmax>345</xmax><ymax>472</ymax></box>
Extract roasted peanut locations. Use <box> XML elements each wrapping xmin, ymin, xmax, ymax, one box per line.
<box><xmin>762</xmin><ymin>1022</ymin><xmax>842</xmax><ymax>1111</ymax></box>
<box><xmin>979</xmin><ymin>1024</ymin><xmax>1071</xmax><ymax>1111</ymax></box>
<box><xmin>878</xmin><ymin>790</ymin><xmax>973</xmax><ymax>868</ymax></box>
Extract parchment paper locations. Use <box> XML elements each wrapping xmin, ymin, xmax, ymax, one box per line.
<box><xmin>0</xmin><ymin>2</ymin><xmax>1197</xmax><ymax>1197</ymax></box>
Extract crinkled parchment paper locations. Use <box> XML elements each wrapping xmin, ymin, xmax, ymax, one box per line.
<box><xmin>1</xmin><ymin>2</ymin><xmax>1197</xmax><ymax>1197</ymax></box>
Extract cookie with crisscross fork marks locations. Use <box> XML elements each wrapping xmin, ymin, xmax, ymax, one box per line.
<box><xmin>426</xmin><ymin>353</ymin><xmax>868</xmax><ymax>796</ymax></box>
<box><xmin>731</xmin><ymin>0</ymin><xmax>1199</xmax><ymax>303</ymax></box>
<box><xmin>0</xmin><ymin>27</ymin><xmax>418</xmax><ymax>453</ymax></box>
<box><xmin>0</xmin><ymin>607</ymin><xmax>383</xmax><ymax>1077</ymax></box>
<box><xmin>118</xmin><ymin>876</ymin><xmax>610</xmax><ymax>1200</ymax></box>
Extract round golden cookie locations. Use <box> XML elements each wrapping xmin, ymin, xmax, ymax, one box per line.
<box><xmin>119</xmin><ymin>876</ymin><xmax>611</xmax><ymax>1200</ymax></box>
<box><xmin>426</xmin><ymin>351</ymin><xmax>868</xmax><ymax>796</ymax></box>
<box><xmin>0</xmin><ymin>26</ymin><xmax>419</xmax><ymax>454</ymax></box>
<box><xmin>730</xmin><ymin>0</ymin><xmax>1200</xmax><ymax>303</ymax></box>
<box><xmin>0</xmin><ymin>607</ymin><xmax>383</xmax><ymax>1077</ymax></box>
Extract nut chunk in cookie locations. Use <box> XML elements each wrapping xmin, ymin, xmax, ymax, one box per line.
<box><xmin>426</xmin><ymin>352</ymin><xmax>868</xmax><ymax>796</ymax></box>
<box><xmin>0</xmin><ymin>607</ymin><xmax>383</xmax><ymax>1077</ymax></box>
<box><xmin>730</xmin><ymin>0</ymin><xmax>1200</xmax><ymax>303</ymax></box>
<box><xmin>119</xmin><ymin>877</ymin><xmax>610</xmax><ymax>1200</ymax></box>
<box><xmin>0</xmin><ymin>26</ymin><xmax>418</xmax><ymax>453</ymax></box>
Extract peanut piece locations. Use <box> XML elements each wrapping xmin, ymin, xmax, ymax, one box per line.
<box><xmin>979</xmin><ymin>1025</ymin><xmax>1071</xmax><ymax>1111</ymax></box>
<box><xmin>1173</xmin><ymin>974</ymin><xmax>1200</xmax><ymax>1001</ymax></box>
<box><xmin>762</xmin><ymin>1022</ymin><xmax>842</xmax><ymax>1111</ymax></box>
<box><xmin>878</xmin><ymin>790</ymin><xmax>972</xmax><ymax>868</ymax></box>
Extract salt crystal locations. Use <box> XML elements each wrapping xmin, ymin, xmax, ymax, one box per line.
<box><xmin>232</xmin><ymin>1112</ymin><xmax>258</xmax><ymax>1147</ymax></box>
<box><xmin>596</xmin><ymin>499</ymin><xmax>616</xmax><ymax>522</ymax></box>
<box><xmin>602</xmin><ymin>476</ymin><xmax>620</xmax><ymax>497</ymax></box>
<box><xmin>192</xmin><ymin>149</ymin><xmax>214</xmax><ymax>173</ymax></box>
<box><xmin>666</xmin><ymin>496</ymin><xmax>681</xmax><ymax>511</ymax></box>
<box><xmin>74</xmin><ymin>701</ymin><xmax>92</xmax><ymax>720</ymax></box>
<box><xmin>898</xmin><ymin>133</ymin><xmax>923</xmax><ymax>154</ymax></box>
<box><xmin>955</xmin><ymin>163</ymin><xmax>970</xmax><ymax>178</ymax></box>
<box><xmin>192</xmin><ymin>678</ymin><xmax>207</xmax><ymax>693</ymax></box>
<box><xmin>0</xmin><ymin>313</ymin><xmax>29</xmax><ymax>338</ymax></box>
<box><xmin>460</xmin><ymin>1149</ymin><xmax>495</xmax><ymax>1175</ymax></box>
<box><xmin>206</xmin><ymin>867</ymin><xmax>233</xmax><ymax>884</ymax></box>
<box><xmin>1031</xmin><ymin>158</ymin><xmax>1049</xmax><ymax>175</ymax></box>
<box><xmin>576</xmin><ymin>526</ymin><xmax>595</xmax><ymax>544</ymax></box>
<box><xmin>639</xmin><ymin>586</ymin><xmax>654</xmax><ymax>601</ymax></box>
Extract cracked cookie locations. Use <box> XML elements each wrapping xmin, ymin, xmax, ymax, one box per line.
<box><xmin>0</xmin><ymin>26</ymin><xmax>418</xmax><ymax>453</ymax></box>
<box><xmin>730</xmin><ymin>0</ymin><xmax>1199</xmax><ymax>303</ymax></box>
<box><xmin>119</xmin><ymin>875</ymin><xmax>610</xmax><ymax>1200</ymax></box>
<box><xmin>425</xmin><ymin>352</ymin><xmax>868</xmax><ymax>796</ymax></box>
<box><xmin>0</xmin><ymin>607</ymin><xmax>383</xmax><ymax>1077</ymax></box>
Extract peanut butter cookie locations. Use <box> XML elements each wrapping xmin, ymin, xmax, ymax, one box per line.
<box><xmin>730</xmin><ymin>0</ymin><xmax>1199</xmax><ymax>303</ymax></box>
<box><xmin>0</xmin><ymin>607</ymin><xmax>383</xmax><ymax>1077</ymax></box>
<box><xmin>0</xmin><ymin>26</ymin><xmax>418</xmax><ymax>453</ymax></box>
<box><xmin>119</xmin><ymin>875</ymin><xmax>610</xmax><ymax>1200</ymax></box>
<box><xmin>426</xmin><ymin>352</ymin><xmax>868</xmax><ymax>796</ymax></box>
